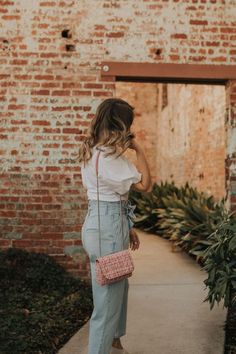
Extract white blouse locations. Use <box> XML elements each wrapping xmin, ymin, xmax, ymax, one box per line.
<box><xmin>81</xmin><ymin>146</ymin><xmax>142</xmax><ymax>201</ymax></box>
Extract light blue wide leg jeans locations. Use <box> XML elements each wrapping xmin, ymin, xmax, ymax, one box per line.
<box><xmin>81</xmin><ymin>199</ymin><xmax>131</xmax><ymax>354</ymax></box>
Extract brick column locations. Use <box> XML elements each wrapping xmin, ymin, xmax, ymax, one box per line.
<box><xmin>225</xmin><ymin>80</ymin><xmax>236</xmax><ymax>214</ymax></box>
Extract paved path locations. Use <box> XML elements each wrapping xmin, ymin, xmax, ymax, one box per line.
<box><xmin>58</xmin><ymin>230</ymin><xmax>227</xmax><ymax>354</ymax></box>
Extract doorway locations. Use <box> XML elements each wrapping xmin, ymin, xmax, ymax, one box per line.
<box><xmin>101</xmin><ymin>61</ymin><xmax>236</xmax><ymax>209</ymax></box>
<box><xmin>116</xmin><ymin>81</ymin><xmax>226</xmax><ymax>201</ymax></box>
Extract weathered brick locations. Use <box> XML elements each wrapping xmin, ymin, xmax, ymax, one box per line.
<box><xmin>64</xmin><ymin>245</ymin><xmax>84</xmax><ymax>256</ymax></box>
<box><xmin>190</xmin><ymin>20</ymin><xmax>208</xmax><ymax>25</ymax></box>
<box><xmin>63</xmin><ymin>231</ymin><xmax>81</xmax><ymax>240</ymax></box>
<box><xmin>3</xmin><ymin>232</ymin><xmax>22</xmax><ymax>239</ymax></box>
<box><xmin>171</xmin><ymin>34</ymin><xmax>187</xmax><ymax>39</ymax></box>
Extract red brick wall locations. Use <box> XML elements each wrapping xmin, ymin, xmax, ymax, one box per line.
<box><xmin>0</xmin><ymin>1</ymin><xmax>236</xmax><ymax>277</ymax></box>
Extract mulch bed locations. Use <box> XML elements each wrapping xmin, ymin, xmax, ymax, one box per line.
<box><xmin>0</xmin><ymin>247</ymin><xmax>93</xmax><ymax>354</ymax></box>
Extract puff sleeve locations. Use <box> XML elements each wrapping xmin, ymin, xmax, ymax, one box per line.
<box><xmin>98</xmin><ymin>153</ymin><xmax>142</xmax><ymax>195</ymax></box>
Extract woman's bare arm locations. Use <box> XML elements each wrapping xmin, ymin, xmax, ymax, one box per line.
<box><xmin>130</xmin><ymin>140</ymin><xmax>152</xmax><ymax>192</ymax></box>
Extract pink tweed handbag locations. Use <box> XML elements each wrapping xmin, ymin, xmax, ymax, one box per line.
<box><xmin>95</xmin><ymin>149</ymin><xmax>134</xmax><ymax>286</ymax></box>
<box><xmin>96</xmin><ymin>249</ymin><xmax>134</xmax><ymax>286</ymax></box>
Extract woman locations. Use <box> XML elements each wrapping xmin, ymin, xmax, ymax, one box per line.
<box><xmin>78</xmin><ymin>98</ymin><xmax>151</xmax><ymax>354</ymax></box>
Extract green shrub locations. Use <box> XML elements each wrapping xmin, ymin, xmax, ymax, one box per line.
<box><xmin>198</xmin><ymin>215</ymin><xmax>236</xmax><ymax>353</ymax></box>
<box><xmin>199</xmin><ymin>215</ymin><xmax>236</xmax><ymax>309</ymax></box>
<box><xmin>130</xmin><ymin>181</ymin><xmax>227</xmax><ymax>254</ymax></box>
<box><xmin>129</xmin><ymin>181</ymin><xmax>235</xmax><ymax>309</ymax></box>
<box><xmin>0</xmin><ymin>247</ymin><xmax>93</xmax><ymax>354</ymax></box>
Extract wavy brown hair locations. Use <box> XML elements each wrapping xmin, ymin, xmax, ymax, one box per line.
<box><xmin>78</xmin><ymin>98</ymin><xmax>135</xmax><ymax>165</ymax></box>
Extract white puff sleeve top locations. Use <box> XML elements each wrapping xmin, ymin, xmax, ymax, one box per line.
<box><xmin>81</xmin><ymin>146</ymin><xmax>142</xmax><ymax>201</ymax></box>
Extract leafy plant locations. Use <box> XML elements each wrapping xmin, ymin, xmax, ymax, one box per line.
<box><xmin>199</xmin><ymin>214</ymin><xmax>236</xmax><ymax>309</ymax></box>
<box><xmin>130</xmin><ymin>181</ymin><xmax>227</xmax><ymax>256</ymax></box>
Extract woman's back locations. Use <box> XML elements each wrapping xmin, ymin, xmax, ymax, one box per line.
<box><xmin>81</xmin><ymin>146</ymin><xmax>142</xmax><ymax>202</ymax></box>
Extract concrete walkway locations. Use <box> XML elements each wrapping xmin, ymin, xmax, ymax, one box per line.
<box><xmin>58</xmin><ymin>230</ymin><xmax>227</xmax><ymax>354</ymax></box>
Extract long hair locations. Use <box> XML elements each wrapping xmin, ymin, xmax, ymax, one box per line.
<box><xmin>77</xmin><ymin>98</ymin><xmax>135</xmax><ymax>165</ymax></box>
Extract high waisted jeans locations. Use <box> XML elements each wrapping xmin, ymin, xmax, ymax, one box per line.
<box><xmin>81</xmin><ymin>199</ymin><xmax>135</xmax><ymax>354</ymax></box>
